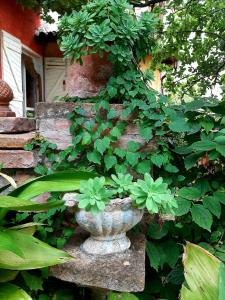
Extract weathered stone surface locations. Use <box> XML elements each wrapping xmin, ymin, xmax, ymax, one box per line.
<box><xmin>50</xmin><ymin>230</ymin><xmax>145</xmax><ymax>292</ymax></box>
<box><xmin>0</xmin><ymin>118</ymin><xmax>36</xmax><ymax>133</ymax></box>
<box><xmin>0</xmin><ymin>132</ymin><xmax>36</xmax><ymax>148</ymax></box>
<box><xmin>36</xmin><ymin>102</ymin><xmax>123</xmax><ymax>119</ymax></box>
<box><xmin>0</xmin><ymin>150</ymin><xmax>38</xmax><ymax>168</ymax></box>
<box><xmin>37</xmin><ymin>118</ymin><xmax>157</xmax><ymax>151</ymax></box>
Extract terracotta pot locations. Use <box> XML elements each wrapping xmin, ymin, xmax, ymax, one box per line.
<box><xmin>0</xmin><ymin>80</ymin><xmax>15</xmax><ymax>117</ymax></box>
<box><xmin>67</xmin><ymin>52</ymin><xmax>112</xmax><ymax>99</ymax></box>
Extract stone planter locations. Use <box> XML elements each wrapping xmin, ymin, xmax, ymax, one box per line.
<box><xmin>67</xmin><ymin>52</ymin><xmax>112</xmax><ymax>99</ymax></box>
<box><xmin>64</xmin><ymin>194</ymin><xmax>144</xmax><ymax>256</ymax></box>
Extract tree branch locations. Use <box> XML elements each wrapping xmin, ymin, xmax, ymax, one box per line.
<box><xmin>130</xmin><ymin>0</ymin><xmax>166</xmax><ymax>7</ymax></box>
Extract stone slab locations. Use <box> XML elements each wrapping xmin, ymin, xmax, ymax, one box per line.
<box><xmin>36</xmin><ymin>102</ymin><xmax>123</xmax><ymax>119</ymax></box>
<box><xmin>37</xmin><ymin>118</ymin><xmax>157</xmax><ymax>151</ymax></box>
<box><xmin>0</xmin><ymin>117</ymin><xmax>36</xmax><ymax>133</ymax></box>
<box><xmin>0</xmin><ymin>132</ymin><xmax>36</xmax><ymax>148</ymax></box>
<box><xmin>50</xmin><ymin>230</ymin><xmax>145</xmax><ymax>292</ymax></box>
<box><xmin>0</xmin><ymin>150</ymin><xmax>38</xmax><ymax>168</ymax></box>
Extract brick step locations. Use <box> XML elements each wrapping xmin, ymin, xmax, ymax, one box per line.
<box><xmin>0</xmin><ymin>117</ymin><xmax>36</xmax><ymax>133</ymax></box>
<box><xmin>0</xmin><ymin>132</ymin><xmax>36</xmax><ymax>149</ymax></box>
<box><xmin>0</xmin><ymin>150</ymin><xmax>38</xmax><ymax>168</ymax></box>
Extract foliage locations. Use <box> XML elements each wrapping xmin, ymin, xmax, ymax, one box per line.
<box><xmin>181</xmin><ymin>242</ymin><xmax>225</xmax><ymax>300</ymax></box>
<box><xmin>76</xmin><ymin>173</ymin><xmax>175</xmax><ymax>214</ymax></box>
<box><xmin>77</xmin><ymin>177</ymin><xmax>114</xmax><ymax>213</ymax></box>
<box><xmin>58</xmin><ymin>0</ymin><xmax>158</xmax><ymax>69</ymax></box>
<box><xmin>130</xmin><ymin>173</ymin><xmax>176</xmax><ymax>214</ymax></box>
<box><xmin>153</xmin><ymin>0</ymin><xmax>225</xmax><ymax>98</ymax></box>
<box><xmin>20</xmin><ymin>0</ymin><xmax>225</xmax><ymax>298</ymax></box>
<box><xmin>108</xmin><ymin>292</ymin><xmax>139</xmax><ymax>300</ymax></box>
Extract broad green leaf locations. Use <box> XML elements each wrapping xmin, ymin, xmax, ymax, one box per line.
<box><xmin>108</xmin><ymin>292</ymin><xmax>139</xmax><ymax>300</ymax></box>
<box><xmin>10</xmin><ymin>171</ymin><xmax>96</xmax><ymax>200</ymax></box>
<box><xmin>114</xmin><ymin>148</ymin><xmax>126</xmax><ymax>158</ymax></box>
<box><xmin>174</xmin><ymin>197</ymin><xmax>191</xmax><ymax>216</ymax></box>
<box><xmin>0</xmin><ymin>270</ymin><xmax>18</xmax><ymax>283</ymax></box>
<box><xmin>214</xmin><ymin>136</ymin><xmax>225</xmax><ymax>144</ymax></box>
<box><xmin>178</xmin><ymin>187</ymin><xmax>201</xmax><ymax>200</ymax></box>
<box><xmin>151</xmin><ymin>153</ymin><xmax>167</xmax><ymax>168</ymax></box>
<box><xmin>216</xmin><ymin>144</ymin><xmax>225</xmax><ymax>157</ymax></box>
<box><xmin>203</xmin><ymin>196</ymin><xmax>221</xmax><ymax>218</ymax></box>
<box><xmin>191</xmin><ymin>205</ymin><xmax>213</xmax><ymax>232</ymax></box>
<box><xmin>0</xmin><ymin>196</ymin><xmax>64</xmax><ymax>211</ymax></box>
<box><xmin>181</xmin><ymin>242</ymin><xmax>223</xmax><ymax>300</ymax></box>
<box><xmin>164</xmin><ymin>164</ymin><xmax>179</xmax><ymax>173</ymax></box>
<box><xmin>0</xmin><ymin>230</ymin><xmax>72</xmax><ymax>270</ymax></box>
<box><xmin>21</xmin><ymin>271</ymin><xmax>43</xmax><ymax>291</ymax></box>
<box><xmin>0</xmin><ymin>283</ymin><xmax>32</xmax><ymax>300</ymax></box>
<box><xmin>214</xmin><ymin>191</ymin><xmax>225</xmax><ymax>205</ymax></box>
<box><xmin>191</xmin><ymin>141</ymin><xmax>216</xmax><ymax>151</ymax></box>
<box><xmin>169</xmin><ymin>118</ymin><xmax>190</xmax><ymax>132</ymax></box>
<box><xmin>184</xmin><ymin>153</ymin><xmax>202</xmax><ymax>170</ymax></box>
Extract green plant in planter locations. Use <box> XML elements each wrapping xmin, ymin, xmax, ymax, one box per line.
<box><xmin>76</xmin><ymin>173</ymin><xmax>177</xmax><ymax>215</ymax></box>
<box><xmin>77</xmin><ymin>177</ymin><xmax>114</xmax><ymax>213</ymax></box>
<box><xmin>130</xmin><ymin>173</ymin><xmax>177</xmax><ymax>214</ymax></box>
<box><xmin>58</xmin><ymin>0</ymin><xmax>158</xmax><ymax>67</ymax></box>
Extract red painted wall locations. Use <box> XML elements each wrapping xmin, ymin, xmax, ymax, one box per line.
<box><xmin>0</xmin><ymin>0</ymin><xmax>43</xmax><ymax>55</ymax></box>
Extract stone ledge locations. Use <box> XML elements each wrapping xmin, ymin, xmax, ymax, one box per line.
<box><xmin>0</xmin><ymin>150</ymin><xmax>38</xmax><ymax>168</ymax></box>
<box><xmin>0</xmin><ymin>117</ymin><xmax>36</xmax><ymax>133</ymax></box>
<box><xmin>0</xmin><ymin>132</ymin><xmax>36</xmax><ymax>149</ymax></box>
<box><xmin>50</xmin><ymin>230</ymin><xmax>145</xmax><ymax>293</ymax></box>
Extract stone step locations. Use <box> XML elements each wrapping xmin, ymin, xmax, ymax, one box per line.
<box><xmin>0</xmin><ymin>132</ymin><xmax>36</xmax><ymax>149</ymax></box>
<box><xmin>0</xmin><ymin>150</ymin><xmax>38</xmax><ymax>168</ymax></box>
<box><xmin>0</xmin><ymin>117</ymin><xmax>36</xmax><ymax>133</ymax></box>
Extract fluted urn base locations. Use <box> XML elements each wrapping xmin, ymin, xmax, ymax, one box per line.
<box><xmin>81</xmin><ymin>233</ymin><xmax>131</xmax><ymax>255</ymax></box>
<box><xmin>75</xmin><ymin>197</ymin><xmax>144</xmax><ymax>256</ymax></box>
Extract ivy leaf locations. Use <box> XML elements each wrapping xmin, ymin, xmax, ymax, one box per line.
<box><xmin>110</xmin><ymin>127</ymin><xmax>121</xmax><ymax>138</ymax></box>
<box><xmin>164</xmin><ymin>164</ymin><xmax>179</xmax><ymax>173</ymax></box>
<box><xmin>146</xmin><ymin>241</ymin><xmax>160</xmax><ymax>271</ymax></box>
<box><xmin>104</xmin><ymin>155</ymin><xmax>117</xmax><ymax>170</ymax></box>
<box><xmin>136</xmin><ymin>160</ymin><xmax>151</xmax><ymax>174</ymax></box>
<box><xmin>87</xmin><ymin>151</ymin><xmax>101</xmax><ymax>164</ymax></box>
<box><xmin>108</xmin><ymin>86</ymin><xmax>117</xmax><ymax>98</ymax></box>
<box><xmin>151</xmin><ymin>153</ymin><xmax>167</xmax><ymax>168</ymax></box>
<box><xmin>178</xmin><ymin>187</ymin><xmax>202</xmax><ymax>200</ymax></box>
<box><xmin>82</xmin><ymin>132</ymin><xmax>92</xmax><ymax>145</ymax></box>
<box><xmin>127</xmin><ymin>141</ymin><xmax>141</xmax><ymax>152</ymax></box>
<box><xmin>126</xmin><ymin>152</ymin><xmax>140</xmax><ymax>166</ymax></box>
<box><xmin>114</xmin><ymin>148</ymin><xmax>126</xmax><ymax>158</ymax></box>
<box><xmin>191</xmin><ymin>141</ymin><xmax>216</xmax><ymax>151</ymax></box>
<box><xmin>94</xmin><ymin>137</ymin><xmax>110</xmax><ymax>155</ymax></box>
<box><xmin>191</xmin><ymin>205</ymin><xmax>213</xmax><ymax>232</ymax></box>
<box><xmin>139</xmin><ymin>127</ymin><xmax>153</xmax><ymax>142</ymax></box>
<box><xmin>203</xmin><ymin>196</ymin><xmax>221</xmax><ymax>218</ymax></box>
<box><xmin>107</xmin><ymin>109</ymin><xmax>117</xmax><ymax>119</ymax></box>
<box><xmin>174</xmin><ymin>197</ymin><xmax>191</xmax><ymax>216</ymax></box>
<box><xmin>200</xmin><ymin>120</ymin><xmax>214</xmax><ymax>133</ymax></box>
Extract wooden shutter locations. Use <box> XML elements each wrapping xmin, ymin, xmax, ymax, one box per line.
<box><xmin>1</xmin><ymin>31</ymin><xmax>23</xmax><ymax>116</ymax></box>
<box><xmin>45</xmin><ymin>58</ymin><xmax>67</xmax><ymax>102</ymax></box>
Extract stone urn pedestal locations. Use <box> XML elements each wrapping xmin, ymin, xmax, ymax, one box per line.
<box><xmin>75</xmin><ymin>197</ymin><xmax>144</xmax><ymax>256</ymax></box>
<box><xmin>0</xmin><ymin>80</ymin><xmax>16</xmax><ymax>117</ymax></box>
